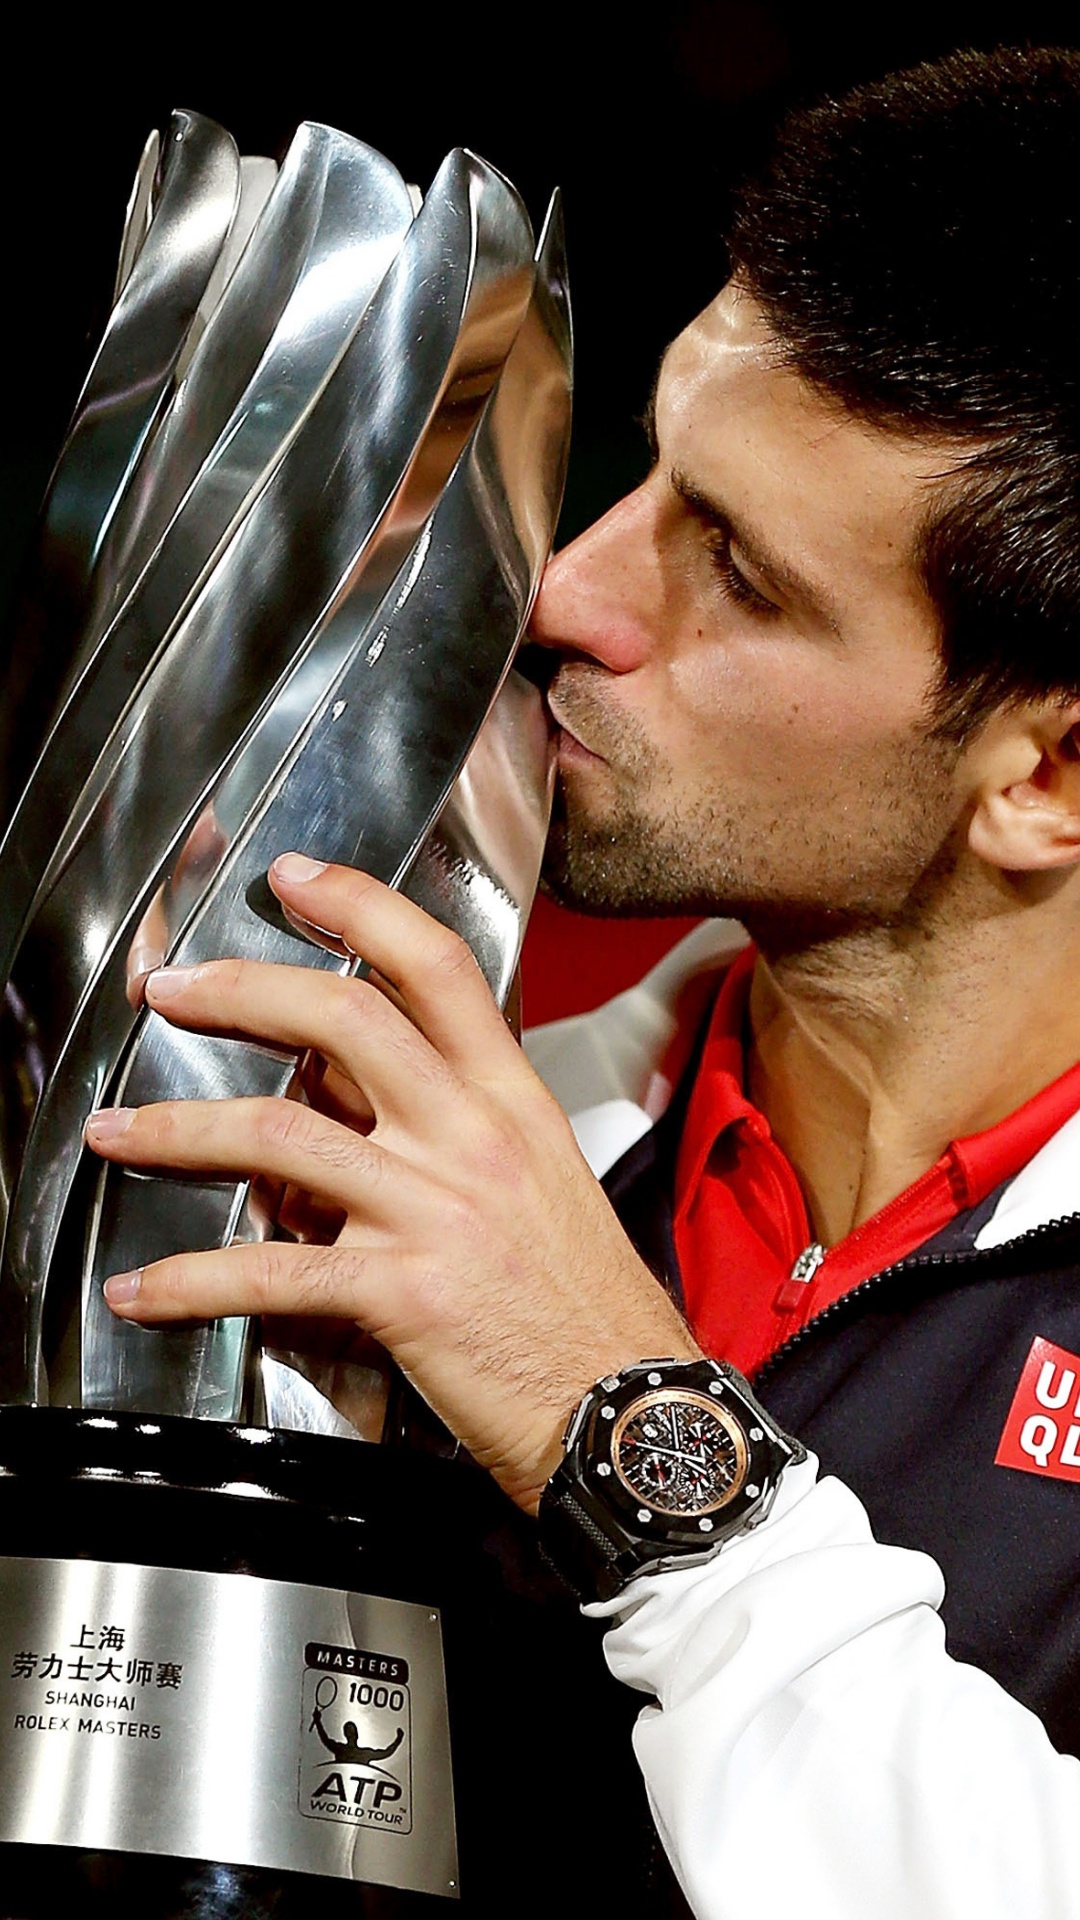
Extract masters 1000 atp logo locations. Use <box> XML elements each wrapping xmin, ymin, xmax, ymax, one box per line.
<box><xmin>299</xmin><ymin>1642</ymin><xmax>412</xmax><ymax>1833</ymax></box>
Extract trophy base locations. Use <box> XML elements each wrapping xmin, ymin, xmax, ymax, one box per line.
<box><xmin>0</xmin><ymin>1408</ymin><xmax>663</xmax><ymax>1916</ymax></box>
<box><xmin>0</xmin><ymin>1842</ymin><xmax>443</xmax><ymax>1916</ymax></box>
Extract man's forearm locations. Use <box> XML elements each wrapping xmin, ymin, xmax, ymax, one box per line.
<box><xmin>593</xmin><ymin>1461</ymin><xmax>1080</xmax><ymax>1920</ymax></box>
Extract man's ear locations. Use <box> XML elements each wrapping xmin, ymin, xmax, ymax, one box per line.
<box><xmin>968</xmin><ymin>702</ymin><xmax>1080</xmax><ymax>872</ymax></box>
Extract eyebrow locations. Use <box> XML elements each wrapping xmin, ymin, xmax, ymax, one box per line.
<box><xmin>669</xmin><ymin>465</ymin><xmax>842</xmax><ymax>637</ymax></box>
<box><xmin>643</xmin><ymin>343</ymin><xmax>843</xmax><ymax>637</ymax></box>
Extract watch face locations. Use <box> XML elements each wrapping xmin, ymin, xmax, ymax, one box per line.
<box><xmin>610</xmin><ymin>1389</ymin><xmax>749</xmax><ymax>1517</ymax></box>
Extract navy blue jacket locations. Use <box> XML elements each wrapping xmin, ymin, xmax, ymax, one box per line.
<box><xmin>605</xmin><ymin>1098</ymin><xmax>1080</xmax><ymax>1759</ymax></box>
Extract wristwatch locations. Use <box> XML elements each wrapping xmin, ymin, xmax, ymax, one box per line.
<box><xmin>538</xmin><ymin>1356</ymin><xmax>806</xmax><ymax>1602</ymax></box>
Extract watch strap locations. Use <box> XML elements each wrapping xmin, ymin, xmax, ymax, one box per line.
<box><xmin>539</xmin><ymin>1473</ymin><xmax>631</xmax><ymax>1602</ymax></box>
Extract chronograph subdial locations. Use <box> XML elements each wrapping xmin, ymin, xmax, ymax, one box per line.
<box><xmin>612</xmin><ymin>1390</ymin><xmax>749</xmax><ymax>1515</ymax></box>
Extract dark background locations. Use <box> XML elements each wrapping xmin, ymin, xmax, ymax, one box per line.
<box><xmin>4</xmin><ymin>4</ymin><xmax>1078</xmax><ymax>1020</ymax></box>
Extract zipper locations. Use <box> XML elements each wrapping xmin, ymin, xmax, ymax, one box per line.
<box><xmin>755</xmin><ymin>1210</ymin><xmax>1080</xmax><ymax>1389</ymax></box>
<box><xmin>775</xmin><ymin>1241</ymin><xmax>826</xmax><ymax>1311</ymax></box>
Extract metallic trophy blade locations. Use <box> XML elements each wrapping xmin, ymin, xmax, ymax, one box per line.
<box><xmin>0</xmin><ymin>112</ymin><xmax>241</xmax><ymax>832</ymax></box>
<box><xmin>261</xmin><ymin>664</ymin><xmax>556</xmax><ymax>1441</ymax></box>
<box><xmin>78</xmin><ymin>204</ymin><xmax>570</xmax><ymax>1420</ymax></box>
<box><xmin>170</xmin><ymin>154</ymin><xmax>279</xmax><ymax>385</ymax></box>
<box><xmin>404</xmin><ymin>190</ymin><xmax>570</xmax><ymax>1013</ymax></box>
<box><xmin>263</xmin><ymin>195</ymin><xmax>570</xmax><ymax>1436</ymax></box>
<box><xmin>0</xmin><ymin>125</ymin><xmax>414</xmax><ymax>987</ymax></box>
<box><xmin>89</xmin><ymin>126</ymin><xmax>408</xmax><ymax>664</ymax></box>
<box><xmin>112</xmin><ymin>129</ymin><xmax>160</xmax><ymax>304</ymax></box>
<box><xmin>0</xmin><ymin>150</ymin><xmax>537</xmax><ymax>1408</ymax></box>
<box><xmin>17</xmin><ymin>143</ymin><xmax>528</xmax><ymax>983</ymax></box>
<box><xmin>406</xmin><ymin>670</ymin><xmax>555</xmax><ymax>1005</ymax></box>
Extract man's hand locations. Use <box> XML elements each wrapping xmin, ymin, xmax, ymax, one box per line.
<box><xmin>83</xmin><ymin>853</ymin><xmax>699</xmax><ymax>1513</ymax></box>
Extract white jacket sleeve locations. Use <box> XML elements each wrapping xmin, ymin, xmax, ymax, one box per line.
<box><xmin>588</xmin><ymin>1458</ymin><xmax>1080</xmax><ymax>1920</ymax></box>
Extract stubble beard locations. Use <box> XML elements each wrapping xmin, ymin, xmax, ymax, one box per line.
<box><xmin>541</xmin><ymin>717</ymin><xmax>804</xmax><ymax>929</ymax></box>
<box><xmin>540</xmin><ymin>671</ymin><xmax>967</xmax><ymax>957</ymax></box>
<box><xmin>542</xmin><ymin>775</ymin><xmax>743</xmax><ymax>919</ymax></box>
<box><xmin>541</xmin><ymin>682</ymin><xmax>729</xmax><ymax>918</ymax></box>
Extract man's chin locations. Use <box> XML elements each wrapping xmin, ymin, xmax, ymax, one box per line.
<box><xmin>538</xmin><ymin>806</ymin><xmax>708</xmax><ymax>920</ymax></box>
<box><xmin>538</xmin><ymin>853</ymin><xmax>898</xmax><ymax>954</ymax></box>
<box><xmin>539</xmin><ymin>802</ymin><xmax>900</xmax><ymax>948</ymax></box>
<box><xmin>536</xmin><ymin>868</ymin><xmax>654</xmax><ymax>919</ymax></box>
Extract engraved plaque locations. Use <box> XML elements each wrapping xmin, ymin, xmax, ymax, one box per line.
<box><xmin>0</xmin><ymin>1556</ymin><xmax>458</xmax><ymax>1899</ymax></box>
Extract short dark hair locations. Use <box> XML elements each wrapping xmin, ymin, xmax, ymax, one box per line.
<box><xmin>727</xmin><ymin>45</ymin><xmax>1080</xmax><ymax>735</ymax></box>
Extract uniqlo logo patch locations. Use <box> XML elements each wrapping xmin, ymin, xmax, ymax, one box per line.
<box><xmin>996</xmin><ymin>1337</ymin><xmax>1080</xmax><ymax>1481</ymax></box>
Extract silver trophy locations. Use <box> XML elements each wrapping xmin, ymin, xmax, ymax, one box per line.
<box><xmin>0</xmin><ymin>111</ymin><xmax>572</xmax><ymax>1911</ymax></box>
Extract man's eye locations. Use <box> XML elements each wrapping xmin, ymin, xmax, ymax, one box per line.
<box><xmin>703</xmin><ymin>528</ymin><xmax>780</xmax><ymax>618</ymax></box>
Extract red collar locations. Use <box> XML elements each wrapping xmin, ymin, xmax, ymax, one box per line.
<box><xmin>673</xmin><ymin>947</ymin><xmax>1080</xmax><ymax>1377</ymax></box>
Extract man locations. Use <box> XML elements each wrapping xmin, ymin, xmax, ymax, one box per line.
<box><xmin>82</xmin><ymin>44</ymin><xmax>1080</xmax><ymax>1916</ymax></box>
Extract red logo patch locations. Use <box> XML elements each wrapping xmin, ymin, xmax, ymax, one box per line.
<box><xmin>996</xmin><ymin>1337</ymin><xmax>1080</xmax><ymax>1482</ymax></box>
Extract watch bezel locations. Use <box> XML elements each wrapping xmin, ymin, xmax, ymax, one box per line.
<box><xmin>540</xmin><ymin>1357</ymin><xmax>807</xmax><ymax>1602</ymax></box>
<box><xmin>570</xmin><ymin>1359</ymin><xmax>791</xmax><ymax>1554</ymax></box>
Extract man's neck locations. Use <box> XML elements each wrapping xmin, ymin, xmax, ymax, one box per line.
<box><xmin>743</xmin><ymin>869</ymin><xmax>1080</xmax><ymax>1245</ymax></box>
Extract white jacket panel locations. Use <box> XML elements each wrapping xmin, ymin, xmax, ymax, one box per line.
<box><xmin>592</xmin><ymin>1465</ymin><xmax>1080</xmax><ymax>1919</ymax></box>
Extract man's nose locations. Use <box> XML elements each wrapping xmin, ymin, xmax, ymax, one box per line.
<box><xmin>528</xmin><ymin>484</ymin><xmax>658</xmax><ymax>674</ymax></box>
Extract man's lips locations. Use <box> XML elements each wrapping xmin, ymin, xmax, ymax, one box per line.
<box><xmin>546</xmin><ymin>694</ymin><xmax>607</xmax><ymax>766</ymax></box>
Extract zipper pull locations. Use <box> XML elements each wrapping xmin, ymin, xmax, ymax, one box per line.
<box><xmin>775</xmin><ymin>1242</ymin><xmax>825</xmax><ymax>1312</ymax></box>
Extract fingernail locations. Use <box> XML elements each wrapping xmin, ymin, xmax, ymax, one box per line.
<box><xmin>126</xmin><ymin>945</ymin><xmax>164</xmax><ymax>980</ymax></box>
<box><xmin>146</xmin><ymin>965</ymin><xmax>200</xmax><ymax>1001</ymax></box>
<box><xmin>104</xmin><ymin>1269</ymin><xmax>142</xmax><ymax>1306</ymax></box>
<box><xmin>85</xmin><ymin>1107</ymin><xmax>136</xmax><ymax>1140</ymax></box>
<box><xmin>272</xmin><ymin>852</ymin><xmax>327</xmax><ymax>884</ymax></box>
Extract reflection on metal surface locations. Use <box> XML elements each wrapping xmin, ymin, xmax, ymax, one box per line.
<box><xmin>0</xmin><ymin>149</ymin><xmax>527</xmax><ymax>1406</ymax></box>
<box><xmin>0</xmin><ymin>1554</ymin><xmax>457</xmax><ymax>1896</ymax></box>
<box><xmin>260</xmin><ymin>667</ymin><xmax>556</xmax><ymax>1439</ymax></box>
<box><xmin>0</xmin><ymin>114</ymin><xmax>571</xmax><ymax>1428</ymax></box>
<box><xmin>0</xmin><ymin>125</ymin><xmax>414</xmax><ymax>990</ymax></box>
<box><xmin>410</xmin><ymin>671</ymin><xmax>555</xmax><ymax>1008</ymax></box>
<box><xmin>83</xmin><ymin>207</ymin><xmax>568</xmax><ymax>1419</ymax></box>
<box><xmin>112</xmin><ymin>129</ymin><xmax>160</xmax><ymax>304</ymax></box>
<box><xmin>261</xmin><ymin>205</ymin><xmax>568</xmax><ymax>1440</ymax></box>
<box><xmin>259</xmin><ymin>1356</ymin><xmax>371</xmax><ymax>1440</ymax></box>
<box><xmin>0</xmin><ymin>112</ymin><xmax>241</xmax><ymax>830</ymax></box>
<box><xmin>405</xmin><ymin>194</ymin><xmax>569</xmax><ymax>1012</ymax></box>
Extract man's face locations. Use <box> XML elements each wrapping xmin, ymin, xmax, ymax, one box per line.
<box><xmin>532</xmin><ymin>284</ymin><xmax>972</xmax><ymax>951</ymax></box>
